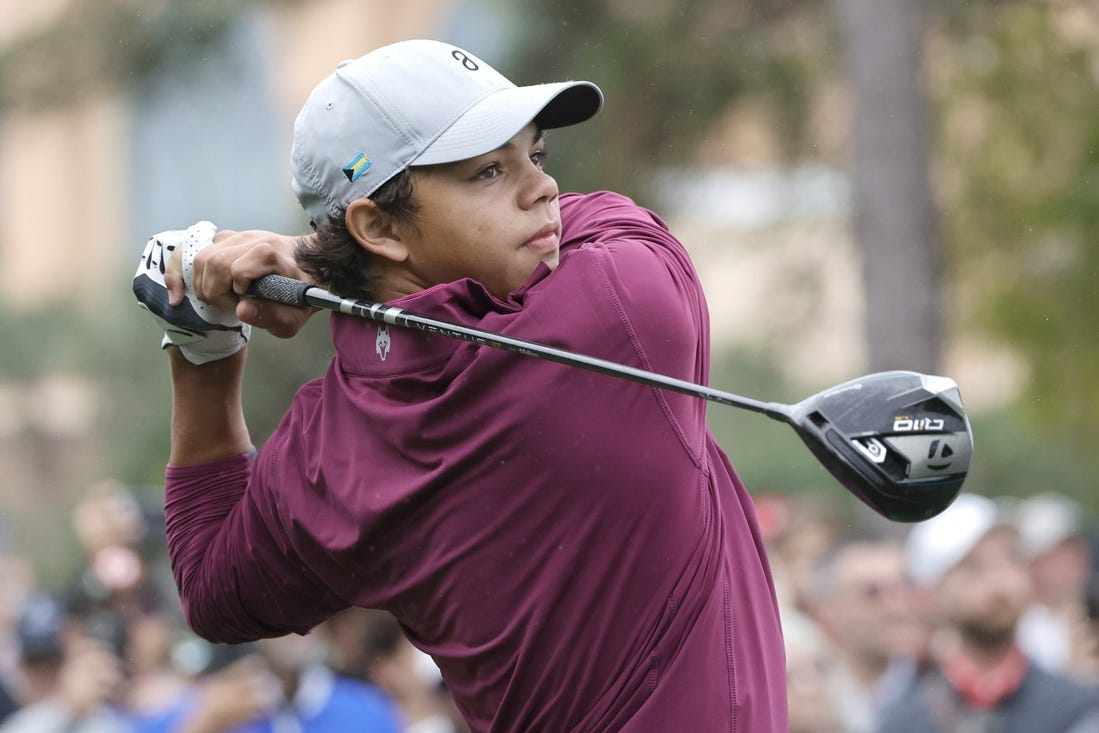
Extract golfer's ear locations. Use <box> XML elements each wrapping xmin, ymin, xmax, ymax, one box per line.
<box><xmin>345</xmin><ymin>198</ymin><xmax>408</xmax><ymax>262</ymax></box>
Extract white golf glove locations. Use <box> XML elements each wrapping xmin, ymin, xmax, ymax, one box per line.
<box><xmin>132</xmin><ymin>221</ymin><xmax>251</xmax><ymax>365</ymax></box>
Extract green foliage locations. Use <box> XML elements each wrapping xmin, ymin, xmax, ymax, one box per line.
<box><xmin>962</xmin><ymin>406</ymin><xmax>1099</xmax><ymax>512</ymax></box>
<box><xmin>500</xmin><ymin>0</ymin><xmax>832</xmax><ymax>202</ymax></box>
<box><xmin>934</xmin><ymin>2</ymin><xmax>1099</xmax><ymax>449</ymax></box>
<box><xmin>0</xmin><ymin>0</ymin><xmax>309</xmax><ymax>113</ymax></box>
<box><xmin>0</xmin><ymin>274</ymin><xmax>334</xmax><ymax>490</ymax></box>
<box><xmin>0</xmin><ymin>1</ymin><xmax>227</xmax><ymax>111</ymax></box>
<box><xmin>100</xmin><ymin>279</ymin><xmax>335</xmax><ymax>487</ymax></box>
<box><xmin>238</xmin><ymin>316</ymin><xmax>335</xmax><ymax>445</ymax></box>
<box><xmin>0</xmin><ymin>303</ymin><xmax>91</xmax><ymax>379</ymax></box>
<box><xmin>706</xmin><ymin>348</ymin><xmax>850</xmax><ymax>499</ymax></box>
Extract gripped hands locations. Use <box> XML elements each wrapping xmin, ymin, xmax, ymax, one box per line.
<box><xmin>165</xmin><ymin>229</ymin><xmax>319</xmax><ymax>339</ymax></box>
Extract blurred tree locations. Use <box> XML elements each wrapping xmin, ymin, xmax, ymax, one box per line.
<box><xmin>96</xmin><ymin>279</ymin><xmax>336</xmax><ymax>489</ymax></box>
<box><xmin>933</xmin><ymin>1</ymin><xmax>1099</xmax><ymax>461</ymax></box>
<box><xmin>503</xmin><ymin>0</ymin><xmax>1099</xmax><ymax>503</ymax></box>
<box><xmin>0</xmin><ymin>0</ymin><xmax>331</xmax><ymax>511</ymax></box>
<box><xmin>0</xmin><ymin>0</ymin><xmax>311</xmax><ymax>113</ymax></box>
<box><xmin>837</xmin><ymin>0</ymin><xmax>942</xmax><ymax>373</ymax></box>
<box><xmin>505</xmin><ymin>0</ymin><xmax>945</xmax><ymax>372</ymax></box>
<box><xmin>501</xmin><ymin>0</ymin><xmax>832</xmax><ymax>202</ymax></box>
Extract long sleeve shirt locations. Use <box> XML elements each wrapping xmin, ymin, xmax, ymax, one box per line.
<box><xmin>164</xmin><ymin>191</ymin><xmax>787</xmax><ymax>732</ymax></box>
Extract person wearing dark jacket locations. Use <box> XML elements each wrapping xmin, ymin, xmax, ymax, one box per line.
<box><xmin>877</xmin><ymin>493</ymin><xmax>1099</xmax><ymax>733</ymax></box>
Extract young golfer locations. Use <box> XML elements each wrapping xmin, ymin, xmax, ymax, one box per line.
<box><xmin>134</xmin><ymin>39</ymin><xmax>787</xmax><ymax>731</ymax></box>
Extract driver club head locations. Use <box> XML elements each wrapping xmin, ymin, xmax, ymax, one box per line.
<box><xmin>784</xmin><ymin>371</ymin><xmax>973</xmax><ymax>522</ymax></box>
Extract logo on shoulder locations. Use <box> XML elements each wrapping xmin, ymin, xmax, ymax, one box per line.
<box><xmin>343</xmin><ymin>152</ymin><xmax>373</xmax><ymax>182</ymax></box>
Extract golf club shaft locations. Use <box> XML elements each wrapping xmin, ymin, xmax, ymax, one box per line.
<box><xmin>248</xmin><ymin>274</ymin><xmax>791</xmax><ymax>421</ymax></box>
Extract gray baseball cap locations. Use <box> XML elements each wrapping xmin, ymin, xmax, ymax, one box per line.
<box><xmin>290</xmin><ymin>39</ymin><xmax>604</xmax><ymax>228</ymax></box>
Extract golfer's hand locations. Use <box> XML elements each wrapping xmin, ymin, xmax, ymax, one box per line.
<box><xmin>165</xmin><ymin>229</ymin><xmax>318</xmax><ymax>339</ymax></box>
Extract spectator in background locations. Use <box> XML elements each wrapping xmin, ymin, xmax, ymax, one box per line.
<box><xmin>68</xmin><ymin>481</ymin><xmax>163</xmax><ymax>627</ymax></box>
<box><xmin>66</xmin><ymin>481</ymin><xmax>193</xmax><ymax>727</ymax></box>
<box><xmin>0</xmin><ymin>543</ymin><xmax>35</xmax><ymax>723</ymax></box>
<box><xmin>877</xmin><ymin>493</ymin><xmax>1099</xmax><ymax>733</ymax></box>
<box><xmin>753</xmin><ymin>492</ymin><xmax>843</xmax><ymax>612</ymax></box>
<box><xmin>804</xmin><ymin>537</ymin><xmax>925</xmax><ymax>733</ymax></box>
<box><xmin>1011</xmin><ymin>492</ymin><xmax>1098</xmax><ymax>679</ymax></box>
<box><xmin>142</xmin><ymin>620</ymin><xmax>401</xmax><ymax>733</ymax></box>
<box><xmin>132</xmin><ymin>651</ymin><xmax>278</xmax><ymax>733</ymax></box>
<box><xmin>1085</xmin><ymin>574</ymin><xmax>1099</xmax><ymax>683</ymax></box>
<box><xmin>321</xmin><ymin>607</ymin><xmax>378</xmax><ymax>684</ymax></box>
<box><xmin>0</xmin><ymin>593</ymin><xmax>131</xmax><ymax>733</ymax></box>
<box><xmin>359</xmin><ymin>610</ymin><xmax>468</xmax><ymax>733</ymax></box>
<box><xmin>233</xmin><ymin>626</ymin><xmax>402</xmax><ymax>733</ymax></box>
<box><xmin>780</xmin><ymin>606</ymin><xmax>842</xmax><ymax>733</ymax></box>
<box><xmin>123</xmin><ymin>608</ymin><xmax>192</xmax><ymax>726</ymax></box>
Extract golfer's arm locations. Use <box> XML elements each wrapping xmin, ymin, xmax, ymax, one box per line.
<box><xmin>168</xmin><ymin>347</ymin><xmax>251</xmax><ymax>465</ymax></box>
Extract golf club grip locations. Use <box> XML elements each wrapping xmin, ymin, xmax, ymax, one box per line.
<box><xmin>247</xmin><ymin>274</ymin><xmax>313</xmax><ymax>306</ymax></box>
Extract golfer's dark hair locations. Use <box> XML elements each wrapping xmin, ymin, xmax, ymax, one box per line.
<box><xmin>295</xmin><ymin>169</ymin><xmax>419</xmax><ymax>300</ymax></box>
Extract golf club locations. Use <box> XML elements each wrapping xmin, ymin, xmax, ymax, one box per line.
<box><xmin>247</xmin><ymin>274</ymin><xmax>972</xmax><ymax>523</ymax></box>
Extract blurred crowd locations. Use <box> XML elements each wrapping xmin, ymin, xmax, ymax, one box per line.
<box><xmin>0</xmin><ymin>482</ymin><xmax>1096</xmax><ymax>732</ymax></box>
<box><xmin>764</xmin><ymin>490</ymin><xmax>1099</xmax><ymax>732</ymax></box>
<box><xmin>0</xmin><ymin>481</ymin><xmax>469</xmax><ymax>733</ymax></box>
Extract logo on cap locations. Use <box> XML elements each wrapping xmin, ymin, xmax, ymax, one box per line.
<box><xmin>343</xmin><ymin>152</ymin><xmax>373</xmax><ymax>182</ymax></box>
<box><xmin>451</xmin><ymin>50</ymin><xmax>480</xmax><ymax>71</ymax></box>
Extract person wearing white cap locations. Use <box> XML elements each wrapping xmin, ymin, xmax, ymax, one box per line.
<box><xmin>132</xmin><ymin>40</ymin><xmax>788</xmax><ymax>731</ymax></box>
<box><xmin>876</xmin><ymin>493</ymin><xmax>1099</xmax><ymax>733</ymax></box>
<box><xmin>1011</xmin><ymin>492</ymin><xmax>1098</xmax><ymax>678</ymax></box>
<box><xmin>804</xmin><ymin>538</ymin><xmax>926</xmax><ymax>733</ymax></box>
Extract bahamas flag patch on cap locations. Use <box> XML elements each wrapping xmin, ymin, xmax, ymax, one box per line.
<box><xmin>343</xmin><ymin>152</ymin><xmax>373</xmax><ymax>182</ymax></box>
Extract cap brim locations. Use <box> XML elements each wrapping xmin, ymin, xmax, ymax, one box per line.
<box><xmin>412</xmin><ymin>81</ymin><xmax>603</xmax><ymax>166</ymax></box>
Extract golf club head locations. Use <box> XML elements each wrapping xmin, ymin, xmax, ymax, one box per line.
<box><xmin>785</xmin><ymin>371</ymin><xmax>973</xmax><ymax>523</ymax></box>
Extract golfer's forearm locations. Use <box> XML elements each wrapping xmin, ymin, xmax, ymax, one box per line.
<box><xmin>168</xmin><ymin>347</ymin><xmax>251</xmax><ymax>465</ymax></box>
<box><xmin>165</xmin><ymin>453</ymin><xmax>260</xmax><ymax>643</ymax></box>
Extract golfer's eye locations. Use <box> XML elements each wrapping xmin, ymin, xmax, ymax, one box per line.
<box><xmin>474</xmin><ymin>164</ymin><xmax>501</xmax><ymax>180</ymax></box>
<box><xmin>530</xmin><ymin>149</ymin><xmax>548</xmax><ymax>168</ymax></box>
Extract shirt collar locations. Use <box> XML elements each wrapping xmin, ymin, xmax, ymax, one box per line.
<box><xmin>331</xmin><ymin>271</ymin><xmax>546</xmax><ymax>377</ymax></box>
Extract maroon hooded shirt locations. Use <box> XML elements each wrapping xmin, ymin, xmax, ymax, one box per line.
<box><xmin>164</xmin><ymin>191</ymin><xmax>787</xmax><ymax>732</ymax></box>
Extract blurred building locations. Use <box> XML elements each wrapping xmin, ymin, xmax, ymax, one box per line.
<box><xmin>0</xmin><ymin>0</ymin><xmax>457</xmax><ymax>309</ymax></box>
<box><xmin>0</xmin><ymin>0</ymin><xmax>457</xmax><ymax>579</ymax></box>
